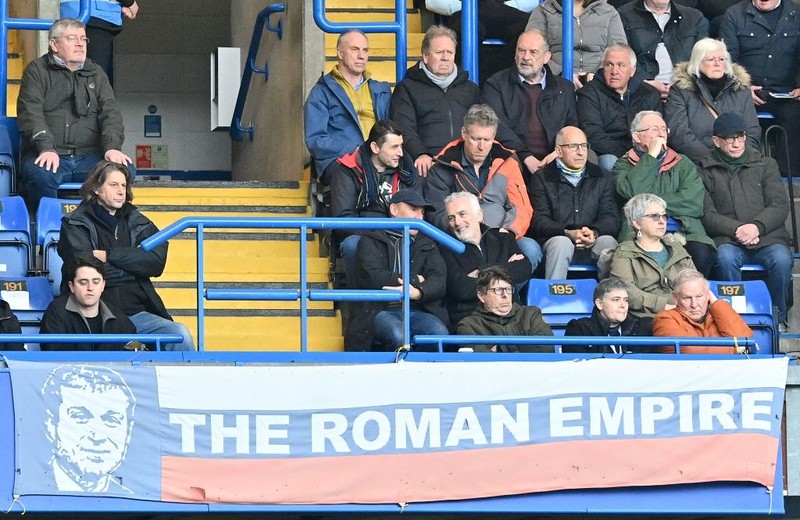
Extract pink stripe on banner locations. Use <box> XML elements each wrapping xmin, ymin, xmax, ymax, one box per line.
<box><xmin>161</xmin><ymin>433</ymin><xmax>778</xmax><ymax>504</ymax></box>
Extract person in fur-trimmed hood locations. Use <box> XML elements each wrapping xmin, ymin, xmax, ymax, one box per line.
<box><xmin>664</xmin><ymin>38</ymin><xmax>760</xmax><ymax>163</ymax></box>
<box><xmin>601</xmin><ymin>193</ymin><xmax>696</xmax><ymax>318</ymax></box>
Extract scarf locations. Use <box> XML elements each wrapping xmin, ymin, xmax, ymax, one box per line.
<box><xmin>421</xmin><ymin>62</ymin><xmax>458</xmax><ymax>91</ymax></box>
<box><xmin>712</xmin><ymin>146</ymin><xmax>749</xmax><ymax>174</ymax></box>
<box><xmin>699</xmin><ymin>72</ymin><xmax>729</xmax><ymax>99</ymax></box>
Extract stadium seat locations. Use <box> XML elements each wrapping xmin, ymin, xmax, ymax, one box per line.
<box><xmin>526</xmin><ymin>278</ymin><xmax>597</xmax><ymax>334</ymax></box>
<box><xmin>0</xmin><ymin>276</ymin><xmax>53</xmax><ymax>351</ymax></box>
<box><xmin>0</xmin><ymin>195</ymin><xmax>31</xmax><ymax>278</ymax></box>
<box><xmin>0</xmin><ymin>126</ymin><xmax>15</xmax><ymax>198</ymax></box>
<box><xmin>36</xmin><ymin>197</ymin><xmax>78</xmax><ymax>296</ymax></box>
<box><xmin>709</xmin><ymin>279</ymin><xmax>776</xmax><ymax>355</ymax></box>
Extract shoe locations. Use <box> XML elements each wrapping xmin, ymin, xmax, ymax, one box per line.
<box><xmin>779</xmin><ymin>322</ymin><xmax>790</xmax><ymax>334</ymax></box>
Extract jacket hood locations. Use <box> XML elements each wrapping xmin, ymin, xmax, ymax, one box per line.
<box><xmin>671</xmin><ymin>61</ymin><xmax>752</xmax><ymax>92</ymax></box>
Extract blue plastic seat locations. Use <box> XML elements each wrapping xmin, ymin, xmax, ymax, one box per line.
<box><xmin>526</xmin><ymin>278</ymin><xmax>597</xmax><ymax>332</ymax></box>
<box><xmin>36</xmin><ymin>198</ymin><xmax>79</xmax><ymax>296</ymax></box>
<box><xmin>0</xmin><ymin>276</ymin><xmax>54</xmax><ymax>351</ymax></box>
<box><xmin>0</xmin><ymin>195</ymin><xmax>31</xmax><ymax>278</ymax></box>
<box><xmin>0</xmin><ymin>127</ymin><xmax>15</xmax><ymax>198</ymax></box>
<box><xmin>709</xmin><ymin>279</ymin><xmax>776</xmax><ymax>355</ymax></box>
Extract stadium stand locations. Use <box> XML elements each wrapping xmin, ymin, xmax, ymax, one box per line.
<box><xmin>0</xmin><ymin>195</ymin><xmax>30</xmax><ymax>278</ymax></box>
<box><xmin>0</xmin><ymin>275</ymin><xmax>52</xmax><ymax>350</ymax></box>
<box><xmin>526</xmin><ymin>278</ymin><xmax>596</xmax><ymax>334</ymax></box>
<box><xmin>35</xmin><ymin>197</ymin><xmax>77</xmax><ymax>296</ymax></box>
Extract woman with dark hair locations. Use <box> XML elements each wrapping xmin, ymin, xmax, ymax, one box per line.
<box><xmin>58</xmin><ymin>160</ymin><xmax>195</xmax><ymax>351</ymax></box>
<box><xmin>664</xmin><ymin>37</ymin><xmax>760</xmax><ymax>163</ymax></box>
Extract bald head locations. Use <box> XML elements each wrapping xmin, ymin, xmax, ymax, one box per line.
<box><xmin>555</xmin><ymin>126</ymin><xmax>588</xmax><ymax>170</ymax></box>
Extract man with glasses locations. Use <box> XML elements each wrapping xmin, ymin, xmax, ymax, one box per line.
<box><xmin>456</xmin><ymin>266</ymin><xmax>553</xmax><ymax>352</ymax></box>
<box><xmin>614</xmin><ymin>110</ymin><xmax>716</xmax><ymax>276</ymax></box>
<box><xmin>17</xmin><ymin>18</ymin><xmax>132</xmax><ymax>212</ymax></box>
<box><xmin>530</xmin><ymin>126</ymin><xmax>619</xmax><ymax>279</ymax></box>
<box><xmin>698</xmin><ymin>112</ymin><xmax>793</xmax><ymax>332</ymax></box>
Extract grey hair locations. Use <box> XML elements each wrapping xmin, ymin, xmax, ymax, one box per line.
<box><xmin>422</xmin><ymin>25</ymin><xmax>457</xmax><ymax>54</ymax></box>
<box><xmin>685</xmin><ymin>38</ymin><xmax>734</xmax><ymax>78</ymax></box>
<box><xmin>630</xmin><ymin>110</ymin><xmax>664</xmax><ymax>133</ymax></box>
<box><xmin>623</xmin><ymin>193</ymin><xmax>667</xmax><ymax>228</ymax></box>
<box><xmin>517</xmin><ymin>29</ymin><xmax>550</xmax><ymax>53</ymax></box>
<box><xmin>602</xmin><ymin>43</ymin><xmax>636</xmax><ymax>68</ymax></box>
<box><xmin>670</xmin><ymin>268</ymin><xmax>709</xmax><ymax>293</ymax></box>
<box><xmin>463</xmin><ymin>103</ymin><xmax>499</xmax><ymax>131</ymax></box>
<box><xmin>444</xmin><ymin>191</ymin><xmax>481</xmax><ymax>213</ymax></box>
<box><xmin>336</xmin><ymin>29</ymin><xmax>367</xmax><ymax>49</ymax></box>
<box><xmin>49</xmin><ymin>18</ymin><xmax>85</xmax><ymax>41</ymax></box>
<box><xmin>594</xmin><ymin>278</ymin><xmax>629</xmax><ymax>301</ymax></box>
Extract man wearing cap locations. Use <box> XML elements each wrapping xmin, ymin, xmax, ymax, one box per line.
<box><xmin>697</xmin><ymin>112</ymin><xmax>793</xmax><ymax>331</ymax></box>
<box><xmin>348</xmin><ymin>189</ymin><xmax>449</xmax><ymax>350</ymax></box>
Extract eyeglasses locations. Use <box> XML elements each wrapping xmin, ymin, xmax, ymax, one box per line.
<box><xmin>641</xmin><ymin>212</ymin><xmax>668</xmax><ymax>222</ymax></box>
<box><xmin>55</xmin><ymin>35</ymin><xmax>90</xmax><ymax>44</ymax></box>
<box><xmin>486</xmin><ymin>286</ymin><xmax>514</xmax><ymax>296</ymax></box>
<box><xmin>636</xmin><ymin>126</ymin><xmax>669</xmax><ymax>134</ymax></box>
<box><xmin>557</xmin><ymin>142</ymin><xmax>588</xmax><ymax>151</ymax></box>
<box><xmin>703</xmin><ymin>56</ymin><xmax>726</xmax><ymax>64</ymax></box>
<box><xmin>718</xmin><ymin>132</ymin><xmax>747</xmax><ymax>144</ymax></box>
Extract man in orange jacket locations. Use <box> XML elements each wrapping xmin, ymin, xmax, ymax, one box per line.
<box><xmin>653</xmin><ymin>268</ymin><xmax>752</xmax><ymax>353</ymax></box>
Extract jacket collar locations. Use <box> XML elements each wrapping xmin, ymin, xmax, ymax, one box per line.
<box><xmin>65</xmin><ymin>294</ymin><xmax>118</xmax><ymax>324</ymax></box>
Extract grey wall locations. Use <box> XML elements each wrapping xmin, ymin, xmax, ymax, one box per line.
<box><xmin>114</xmin><ymin>0</ymin><xmax>232</xmax><ymax>173</ymax></box>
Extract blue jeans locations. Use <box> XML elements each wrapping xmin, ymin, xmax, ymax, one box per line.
<box><xmin>373</xmin><ymin>308</ymin><xmax>449</xmax><ymax>351</ymax></box>
<box><xmin>597</xmin><ymin>153</ymin><xmax>619</xmax><ymax>174</ymax></box>
<box><xmin>713</xmin><ymin>243</ymin><xmax>793</xmax><ymax>323</ymax></box>
<box><xmin>130</xmin><ymin>311</ymin><xmax>195</xmax><ymax>351</ymax></box>
<box><xmin>339</xmin><ymin>234</ymin><xmax>361</xmax><ymax>287</ymax></box>
<box><xmin>517</xmin><ymin>237</ymin><xmax>542</xmax><ymax>273</ymax></box>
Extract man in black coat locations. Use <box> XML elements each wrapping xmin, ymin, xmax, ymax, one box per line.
<box><xmin>577</xmin><ymin>43</ymin><xmax>662</xmax><ymax>172</ymax></box>
<box><xmin>390</xmin><ymin>25</ymin><xmax>480</xmax><ymax>177</ymax></box>
<box><xmin>564</xmin><ymin>278</ymin><xmax>653</xmax><ymax>353</ymax></box>
<box><xmin>439</xmin><ymin>191</ymin><xmax>532</xmax><ymax>329</ymax></box>
<box><xmin>482</xmin><ymin>29</ymin><xmax>578</xmax><ymax>178</ymax></box>
<box><xmin>349</xmin><ymin>189</ymin><xmax>449</xmax><ymax>351</ymax></box>
<box><xmin>40</xmin><ymin>256</ymin><xmax>136</xmax><ymax>351</ymax></box>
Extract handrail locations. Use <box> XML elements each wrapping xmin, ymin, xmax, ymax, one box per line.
<box><xmin>415</xmin><ymin>335</ymin><xmax>758</xmax><ymax>354</ymax></box>
<box><xmin>0</xmin><ymin>0</ymin><xmax>90</xmax><ymax>117</ymax></box>
<box><xmin>0</xmin><ymin>333</ymin><xmax>184</xmax><ymax>351</ymax></box>
<box><xmin>312</xmin><ymin>0</ymin><xmax>408</xmax><ymax>83</ymax></box>
<box><xmin>140</xmin><ymin>217</ymin><xmax>465</xmax><ymax>352</ymax></box>
<box><xmin>230</xmin><ymin>3</ymin><xmax>286</xmax><ymax>142</ymax></box>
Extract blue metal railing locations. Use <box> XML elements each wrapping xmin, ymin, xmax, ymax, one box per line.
<box><xmin>140</xmin><ymin>217</ymin><xmax>465</xmax><ymax>352</ymax></box>
<box><xmin>230</xmin><ymin>3</ymin><xmax>286</xmax><ymax>142</ymax></box>
<box><xmin>0</xmin><ymin>0</ymin><xmax>91</xmax><ymax>118</ymax></box>
<box><xmin>312</xmin><ymin>0</ymin><xmax>408</xmax><ymax>83</ymax></box>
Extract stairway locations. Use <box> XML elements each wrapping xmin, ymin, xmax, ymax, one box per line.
<box><xmin>134</xmin><ymin>180</ymin><xmax>343</xmax><ymax>352</ymax></box>
<box><xmin>324</xmin><ymin>0</ymin><xmax>424</xmax><ymax>85</ymax></box>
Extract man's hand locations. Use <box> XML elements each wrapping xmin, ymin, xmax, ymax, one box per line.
<box><xmin>383</xmin><ymin>277</ymin><xmax>422</xmax><ymax>300</ymax></box>
<box><xmin>507</xmin><ymin>253</ymin><xmax>525</xmax><ymax>263</ymax></box>
<box><xmin>708</xmin><ymin>289</ymin><xmax>718</xmax><ymax>305</ymax></box>
<box><xmin>35</xmin><ymin>151</ymin><xmax>60</xmax><ymax>173</ymax></box>
<box><xmin>542</xmin><ymin>150</ymin><xmax>558</xmax><ymax>166</ymax></box>
<box><xmin>105</xmin><ymin>149</ymin><xmax>133</xmax><ymax>165</ymax></box>
<box><xmin>751</xmin><ymin>85</ymin><xmax>766</xmax><ymax>105</ymax></box>
<box><xmin>791</xmin><ymin>87</ymin><xmax>800</xmax><ymax>99</ymax></box>
<box><xmin>93</xmin><ymin>250</ymin><xmax>107</xmax><ymax>262</ymax></box>
<box><xmin>735</xmin><ymin>223</ymin><xmax>760</xmax><ymax>246</ymax></box>
<box><xmin>467</xmin><ymin>269</ymin><xmax>480</xmax><ymax>278</ymax></box>
<box><xmin>644</xmin><ymin>79</ymin><xmax>670</xmax><ymax>101</ymax></box>
<box><xmin>523</xmin><ymin>155</ymin><xmax>543</xmax><ymax>174</ymax></box>
<box><xmin>578</xmin><ymin>227</ymin><xmax>596</xmax><ymax>248</ymax></box>
<box><xmin>565</xmin><ymin>229</ymin><xmax>584</xmax><ymax>247</ymax></box>
<box><xmin>122</xmin><ymin>1</ymin><xmax>139</xmax><ymax>19</ymax></box>
<box><xmin>647</xmin><ymin>136</ymin><xmax>666</xmax><ymax>158</ymax></box>
<box><xmin>414</xmin><ymin>154</ymin><xmax>434</xmax><ymax>177</ymax></box>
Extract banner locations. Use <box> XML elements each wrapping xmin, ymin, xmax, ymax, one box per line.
<box><xmin>8</xmin><ymin>358</ymin><xmax>788</xmax><ymax>504</ymax></box>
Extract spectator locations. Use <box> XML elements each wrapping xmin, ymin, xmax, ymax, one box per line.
<box><xmin>653</xmin><ymin>268</ymin><xmax>752</xmax><ymax>353</ymax></box>
<box><xmin>607</xmin><ymin>193</ymin><xmax>695</xmax><ymax>317</ymax></box>
<box><xmin>614</xmin><ymin>110</ymin><xmax>716</xmax><ymax>275</ymax></box>
<box><xmin>564</xmin><ymin>277</ymin><xmax>653</xmax><ymax>353</ymax></box>
<box><xmin>352</xmin><ymin>189</ymin><xmax>449</xmax><ymax>351</ymax></box>
<box><xmin>439</xmin><ymin>191</ymin><xmax>532</xmax><ymax>328</ymax></box>
<box><xmin>390</xmin><ymin>26</ymin><xmax>479</xmax><ymax>177</ymax></box>
<box><xmin>526</xmin><ymin>0</ymin><xmax>627</xmax><ymax>89</ymax></box>
<box><xmin>426</xmin><ymin>104</ymin><xmax>542</xmax><ymax>270</ymax></box>
<box><xmin>698</xmin><ymin>112</ymin><xmax>793</xmax><ymax>331</ymax></box>
<box><xmin>17</xmin><ymin>18</ymin><xmax>132</xmax><ymax>212</ymax></box>
<box><xmin>40</xmin><ymin>255</ymin><xmax>136</xmax><ymax>351</ymax></box>
<box><xmin>577</xmin><ymin>43</ymin><xmax>661</xmax><ymax>172</ymax></box>
<box><xmin>664</xmin><ymin>38</ymin><xmax>760</xmax><ymax>163</ymax></box>
<box><xmin>304</xmin><ymin>30</ymin><xmax>391</xmax><ymax>184</ymax></box>
<box><xmin>60</xmin><ymin>0</ymin><xmax>139</xmax><ymax>86</ymax></box>
<box><xmin>329</xmin><ymin>120</ymin><xmax>422</xmax><ymax>287</ymax></box>
<box><xmin>58</xmin><ymin>161</ymin><xmax>195</xmax><ymax>351</ymax></box>
<box><xmin>530</xmin><ymin>126</ymin><xmax>619</xmax><ymax>278</ymax></box>
<box><xmin>482</xmin><ymin>30</ymin><xmax>578</xmax><ymax>177</ymax></box>
<box><xmin>617</xmin><ymin>0</ymin><xmax>708</xmax><ymax>99</ymax></box>
<box><xmin>0</xmin><ymin>298</ymin><xmax>23</xmax><ymax>351</ymax></box>
<box><xmin>719</xmin><ymin>0</ymin><xmax>800</xmax><ymax>177</ymax></box>
<box><xmin>457</xmin><ymin>266</ymin><xmax>553</xmax><ymax>352</ymax></box>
